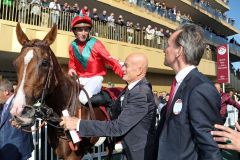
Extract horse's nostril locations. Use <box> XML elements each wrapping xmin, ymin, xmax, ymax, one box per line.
<box><xmin>11</xmin><ymin>105</ymin><xmax>36</xmax><ymax>128</ymax></box>
<box><xmin>21</xmin><ymin>105</ymin><xmax>36</xmax><ymax>118</ymax></box>
<box><xmin>13</xmin><ymin>115</ymin><xmax>35</xmax><ymax>128</ymax></box>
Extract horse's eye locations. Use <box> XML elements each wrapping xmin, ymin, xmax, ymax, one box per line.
<box><xmin>41</xmin><ymin>60</ymin><xmax>50</xmax><ymax>68</ymax></box>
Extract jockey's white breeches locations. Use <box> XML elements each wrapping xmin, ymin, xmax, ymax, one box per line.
<box><xmin>78</xmin><ymin>76</ymin><xmax>103</xmax><ymax>105</ymax></box>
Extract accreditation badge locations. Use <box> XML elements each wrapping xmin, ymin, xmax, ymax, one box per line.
<box><xmin>173</xmin><ymin>99</ymin><xmax>183</xmax><ymax>115</ymax></box>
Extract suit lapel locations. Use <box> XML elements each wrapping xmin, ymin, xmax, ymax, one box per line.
<box><xmin>166</xmin><ymin>70</ymin><xmax>195</xmax><ymax>120</ymax></box>
<box><xmin>122</xmin><ymin>78</ymin><xmax>148</xmax><ymax>108</ymax></box>
<box><xmin>166</xmin><ymin>82</ymin><xmax>186</xmax><ymax>119</ymax></box>
<box><xmin>0</xmin><ymin>105</ymin><xmax>11</xmax><ymax>128</ymax></box>
<box><xmin>0</xmin><ymin>99</ymin><xmax>13</xmax><ymax>128</ymax></box>
<box><xmin>121</xmin><ymin>89</ymin><xmax>129</xmax><ymax>109</ymax></box>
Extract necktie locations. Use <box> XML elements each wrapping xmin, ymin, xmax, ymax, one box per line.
<box><xmin>166</xmin><ymin>78</ymin><xmax>177</xmax><ymax>111</ymax></box>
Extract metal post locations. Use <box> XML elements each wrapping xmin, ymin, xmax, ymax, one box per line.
<box><xmin>98</xmin><ymin>145</ymin><xmax>101</xmax><ymax>160</ymax></box>
<box><xmin>45</xmin><ymin>122</ymin><xmax>47</xmax><ymax>160</ymax></box>
<box><xmin>222</xmin><ymin>83</ymin><xmax>225</xmax><ymax>93</ymax></box>
<box><xmin>39</xmin><ymin>119</ymin><xmax>42</xmax><ymax>160</ymax></box>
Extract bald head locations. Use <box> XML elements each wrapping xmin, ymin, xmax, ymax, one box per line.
<box><xmin>122</xmin><ymin>53</ymin><xmax>148</xmax><ymax>84</ymax></box>
<box><xmin>128</xmin><ymin>53</ymin><xmax>148</xmax><ymax>73</ymax></box>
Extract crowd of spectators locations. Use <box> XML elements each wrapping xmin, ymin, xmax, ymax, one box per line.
<box><xmin>0</xmin><ymin>0</ymin><xmax>173</xmax><ymax>49</ymax></box>
<box><xmin>193</xmin><ymin>0</ymin><xmax>235</xmax><ymax>26</ymax></box>
<box><xmin>1</xmin><ymin>0</ymin><xmax>239</xmax><ymax>55</ymax></box>
<box><xmin>123</xmin><ymin>0</ymin><xmax>236</xmax><ymax>50</ymax></box>
<box><xmin>127</xmin><ymin>0</ymin><xmax>234</xmax><ymax>27</ymax></box>
<box><xmin>153</xmin><ymin>90</ymin><xmax>170</xmax><ymax>122</ymax></box>
<box><xmin>134</xmin><ymin>0</ymin><xmax>193</xmax><ymax>25</ymax></box>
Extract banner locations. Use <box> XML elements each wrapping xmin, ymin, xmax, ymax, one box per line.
<box><xmin>217</xmin><ymin>44</ymin><xmax>230</xmax><ymax>83</ymax></box>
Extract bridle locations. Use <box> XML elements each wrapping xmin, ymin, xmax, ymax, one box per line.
<box><xmin>13</xmin><ymin>42</ymin><xmax>96</xmax><ymax>130</ymax></box>
<box><xmin>12</xmin><ymin>43</ymin><xmax>60</xmax><ymax>129</ymax></box>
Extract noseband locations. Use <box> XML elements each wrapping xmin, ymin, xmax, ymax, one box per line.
<box><xmin>13</xmin><ymin>43</ymin><xmax>60</xmax><ymax>128</ymax></box>
<box><xmin>14</xmin><ymin>42</ymin><xmax>96</xmax><ymax>129</ymax></box>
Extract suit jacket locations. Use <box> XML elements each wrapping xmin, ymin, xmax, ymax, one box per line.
<box><xmin>157</xmin><ymin>69</ymin><xmax>223</xmax><ymax>160</ymax></box>
<box><xmin>0</xmin><ymin>97</ymin><xmax>34</xmax><ymax>160</ymax></box>
<box><xmin>79</xmin><ymin>78</ymin><xmax>156</xmax><ymax>160</ymax></box>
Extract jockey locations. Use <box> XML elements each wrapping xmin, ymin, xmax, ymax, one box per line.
<box><xmin>68</xmin><ymin>14</ymin><xmax>123</xmax><ymax>106</ymax></box>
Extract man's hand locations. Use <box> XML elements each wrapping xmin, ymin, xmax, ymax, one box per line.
<box><xmin>68</xmin><ymin>69</ymin><xmax>77</xmax><ymax>77</ymax></box>
<box><xmin>60</xmin><ymin>116</ymin><xmax>80</xmax><ymax>130</ymax></box>
<box><xmin>10</xmin><ymin>118</ymin><xmax>22</xmax><ymax>129</ymax></box>
<box><xmin>211</xmin><ymin>122</ymin><xmax>240</xmax><ymax>152</ymax></box>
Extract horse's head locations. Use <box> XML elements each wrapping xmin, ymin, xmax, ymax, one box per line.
<box><xmin>10</xmin><ymin>23</ymin><xmax>59</xmax><ymax>126</ymax></box>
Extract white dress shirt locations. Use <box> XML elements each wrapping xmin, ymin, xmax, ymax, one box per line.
<box><xmin>173</xmin><ymin>65</ymin><xmax>196</xmax><ymax>98</ymax></box>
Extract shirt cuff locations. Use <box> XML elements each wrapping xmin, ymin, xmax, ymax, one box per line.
<box><xmin>76</xmin><ymin>119</ymin><xmax>81</xmax><ymax>132</ymax></box>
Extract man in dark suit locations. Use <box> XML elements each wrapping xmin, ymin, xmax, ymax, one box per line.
<box><xmin>0</xmin><ymin>79</ymin><xmax>33</xmax><ymax>160</ymax></box>
<box><xmin>61</xmin><ymin>53</ymin><xmax>156</xmax><ymax>160</ymax></box>
<box><xmin>156</xmin><ymin>24</ymin><xmax>223</xmax><ymax>160</ymax></box>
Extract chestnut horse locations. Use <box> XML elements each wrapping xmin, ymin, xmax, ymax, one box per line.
<box><xmin>10</xmin><ymin>23</ymin><xmax>119</xmax><ymax>159</ymax></box>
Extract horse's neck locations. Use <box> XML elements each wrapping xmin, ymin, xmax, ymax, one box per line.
<box><xmin>46</xmin><ymin>76</ymin><xmax>76</xmax><ymax>115</ymax></box>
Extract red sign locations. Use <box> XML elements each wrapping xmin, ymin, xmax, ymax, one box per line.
<box><xmin>217</xmin><ymin>44</ymin><xmax>230</xmax><ymax>83</ymax></box>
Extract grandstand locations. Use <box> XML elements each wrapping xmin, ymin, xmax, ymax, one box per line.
<box><xmin>0</xmin><ymin>0</ymin><xmax>240</xmax><ymax>91</ymax></box>
<box><xmin>0</xmin><ymin>0</ymin><xmax>240</xmax><ymax>159</ymax></box>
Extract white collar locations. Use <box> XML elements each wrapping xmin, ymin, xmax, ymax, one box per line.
<box><xmin>175</xmin><ymin>65</ymin><xmax>196</xmax><ymax>84</ymax></box>
<box><xmin>128</xmin><ymin>79</ymin><xmax>141</xmax><ymax>90</ymax></box>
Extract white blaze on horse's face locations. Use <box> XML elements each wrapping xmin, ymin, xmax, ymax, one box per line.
<box><xmin>11</xmin><ymin>50</ymin><xmax>34</xmax><ymax>116</ymax></box>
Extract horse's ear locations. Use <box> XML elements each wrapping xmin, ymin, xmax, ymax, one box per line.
<box><xmin>16</xmin><ymin>22</ymin><xmax>29</xmax><ymax>45</ymax></box>
<box><xmin>43</xmin><ymin>24</ymin><xmax>57</xmax><ymax>46</ymax></box>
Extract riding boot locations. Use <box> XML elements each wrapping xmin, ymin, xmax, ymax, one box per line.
<box><xmin>86</xmin><ymin>91</ymin><xmax>113</xmax><ymax>107</ymax></box>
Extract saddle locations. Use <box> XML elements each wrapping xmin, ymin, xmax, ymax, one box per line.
<box><xmin>87</xmin><ymin>87</ymin><xmax>123</xmax><ymax>120</ymax></box>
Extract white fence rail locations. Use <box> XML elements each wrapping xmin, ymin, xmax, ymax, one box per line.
<box><xmin>29</xmin><ymin>119</ymin><xmax>122</xmax><ymax>160</ymax></box>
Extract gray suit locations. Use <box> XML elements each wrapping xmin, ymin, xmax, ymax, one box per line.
<box><xmin>79</xmin><ymin>78</ymin><xmax>156</xmax><ymax>160</ymax></box>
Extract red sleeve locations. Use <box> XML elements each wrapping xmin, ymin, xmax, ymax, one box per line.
<box><xmin>95</xmin><ymin>40</ymin><xmax>123</xmax><ymax>78</ymax></box>
<box><xmin>68</xmin><ymin>44</ymin><xmax>77</xmax><ymax>71</ymax></box>
<box><xmin>227</xmin><ymin>96</ymin><xmax>240</xmax><ymax>110</ymax></box>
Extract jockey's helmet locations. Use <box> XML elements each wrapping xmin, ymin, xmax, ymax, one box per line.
<box><xmin>71</xmin><ymin>15</ymin><xmax>92</xmax><ymax>30</ymax></box>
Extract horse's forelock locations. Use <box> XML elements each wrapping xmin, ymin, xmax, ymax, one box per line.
<box><xmin>22</xmin><ymin>39</ymin><xmax>50</xmax><ymax>49</ymax></box>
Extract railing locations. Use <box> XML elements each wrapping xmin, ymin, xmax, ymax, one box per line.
<box><xmin>30</xmin><ymin>119</ymin><xmax>122</xmax><ymax>160</ymax></box>
<box><xmin>0</xmin><ymin>1</ymin><xmax>168</xmax><ymax>50</ymax></box>
<box><xmin>229</xmin><ymin>43</ymin><xmax>240</xmax><ymax>56</ymax></box>
<box><xmin>204</xmin><ymin>29</ymin><xmax>228</xmax><ymax>45</ymax></box>
<box><xmin>192</xmin><ymin>0</ymin><xmax>235</xmax><ymax>26</ymax></box>
<box><xmin>135</xmin><ymin>0</ymin><xmax>193</xmax><ymax>25</ymax></box>
<box><xmin>0</xmin><ymin>0</ymin><xmax>226</xmax><ymax>62</ymax></box>
<box><xmin>0</xmin><ymin>0</ymin><xmax>74</xmax><ymax>30</ymax></box>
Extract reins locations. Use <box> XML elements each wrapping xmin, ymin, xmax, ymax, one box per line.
<box><xmin>15</xmin><ymin>44</ymin><xmax>96</xmax><ymax>132</ymax></box>
<box><xmin>13</xmin><ymin>41</ymin><xmax>98</xmax><ymax>153</ymax></box>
